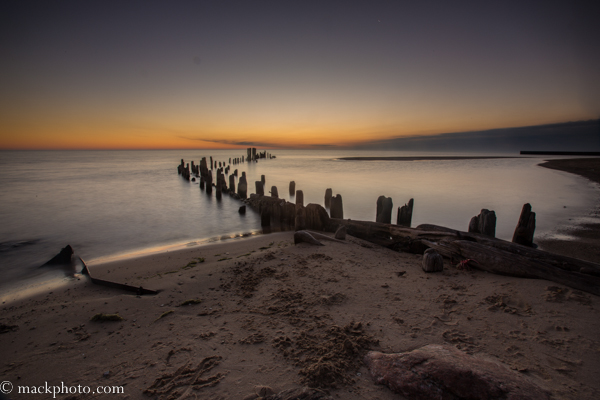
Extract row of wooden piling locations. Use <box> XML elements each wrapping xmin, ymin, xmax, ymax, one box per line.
<box><xmin>179</xmin><ymin>155</ymin><xmax>537</xmax><ymax>246</ymax></box>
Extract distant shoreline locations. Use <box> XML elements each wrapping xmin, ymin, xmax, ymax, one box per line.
<box><xmin>336</xmin><ymin>156</ymin><xmax>520</xmax><ymax>161</ymax></box>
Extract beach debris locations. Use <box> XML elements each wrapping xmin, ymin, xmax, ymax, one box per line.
<box><xmin>512</xmin><ymin>203</ymin><xmax>536</xmax><ymax>246</ymax></box>
<box><xmin>330</xmin><ymin>194</ymin><xmax>343</xmax><ymax>219</ymax></box>
<box><xmin>180</xmin><ymin>299</ymin><xmax>202</xmax><ymax>306</ymax></box>
<box><xmin>294</xmin><ymin>231</ymin><xmax>324</xmax><ymax>246</ymax></box>
<box><xmin>324</xmin><ymin>188</ymin><xmax>333</xmax><ymax>208</ymax></box>
<box><xmin>295</xmin><ymin>189</ymin><xmax>304</xmax><ymax>208</ymax></box>
<box><xmin>289</xmin><ymin>181</ymin><xmax>295</xmax><ymax>195</ymax></box>
<box><xmin>469</xmin><ymin>208</ymin><xmax>497</xmax><ymax>237</ymax></box>
<box><xmin>271</xmin><ymin>185</ymin><xmax>279</xmax><ymax>198</ymax></box>
<box><xmin>90</xmin><ymin>313</ymin><xmax>124</xmax><ymax>322</ymax></box>
<box><xmin>376</xmin><ymin>195</ymin><xmax>393</xmax><ymax>224</ymax></box>
<box><xmin>239</xmin><ymin>205</ymin><xmax>246</xmax><ymax>214</ymax></box>
<box><xmin>41</xmin><ymin>244</ymin><xmax>73</xmax><ymax>267</ymax></box>
<box><xmin>80</xmin><ymin>257</ymin><xmax>159</xmax><ymax>295</ymax></box>
<box><xmin>422</xmin><ymin>248</ymin><xmax>444</xmax><ymax>272</ymax></box>
<box><xmin>456</xmin><ymin>258</ymin><xmax>479</xmax><ymax>270</ymax></box>
<box><xmin>154</xmin><ymin>310</ymin><xmax>174</xmax><ymax>322</ymax></box>
<box><xmin>397</xmin><ymin>198</ymin><xmax>414</xmax><ymax>227</ymax></box>
<box><xmin>334</xmin><ymin>225</ymin><xmax>346</xmax><ymax>240</ymax></box>
<box><xmin>365</xmin><ymin>345</ymin><xmax>551</xmax><ymax>400</ymax></box>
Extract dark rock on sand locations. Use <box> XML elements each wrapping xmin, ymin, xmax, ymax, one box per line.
<box><xmin>365</xmin><ymin>345</ymin><xmax>550</xmax><ymax>400</ymax></box>
<box><xmin>41</xmin><ymin>245</ymin><xmax>74</xmax><ymax>267</ymax></box>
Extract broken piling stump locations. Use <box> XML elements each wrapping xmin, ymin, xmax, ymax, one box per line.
<box><xmin>512</xmin><ymin>203</ymin><xmax>536</xmax><ymax>246</ymax></box>
<box><xmin>397</xmin><ymin>198</ymin><xmax>414</xmax><ymax>227</ymax></box>
<box><xmin>324</xmin><ymin>188</ymin><xmax>333</xmax><ymax>208</ymax></box>
<box><xmin>330</xmin><ymin>194</ymin><xmax>343</xmax><ymax>219</ymax></box>
<box><xmin>376</xmin><ymin>196</ymin><xmax>393</xmax><ymax>224</ymax></box>
<box><xmin>468</xmin><ymin>209</ymin><xmax>496</xmax><ymax>237</ymax></box>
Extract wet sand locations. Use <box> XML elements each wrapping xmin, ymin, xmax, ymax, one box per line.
<box><xmin>1</xmin><ymin>158</ymin><xmax>600</xmax><ymax>399</ymax></box>
<box><xmin>537</xmin><ymin>158</ymin><xmax>600</xmax><ymax>264</ymax></box>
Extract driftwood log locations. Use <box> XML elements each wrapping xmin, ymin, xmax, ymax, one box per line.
<box><xmin>327</xmin><ymin>218</ymin><xmax>600</xmax><ymax>296</ymax></box>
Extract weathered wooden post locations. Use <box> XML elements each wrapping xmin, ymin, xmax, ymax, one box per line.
<box><xmin>330</xmin><ymin>194</ymin><xmax>343</xmax><ymax>219</ymax></box>
<box><xmin>238</xmin><ymin>174</ymin><xmax>247</xmax><ymax>199</ymax></box>
<box><xmin>216</xmin><ymin>177</ymin><xmax>222</xmax><ymax>200</ymax></box>
<box><xmin>376</xmin><ymin>196</ymin><xmax>393</xmax><ymax>224</ymax></box>
<box><xmin>255</xmin><ymin>181</ymin><xmax>264</xmax><ymax>196</ymax></box>
<box><xmin>422</xmin><ymin>248</ymin><xmax>443</xmax><ymax>272</ymax></box>
<box><xmin>295</xmin><ymin>206</ymin><xmax>306</xmax><ymax>231</ymax></box>
<box><xmin>200</xmin><ymin>176</ymin><xmax>205</xmax><ymax>190</ymax></box>
<box><xmin>271</xmin><ymin>186</ymin><xmax>278</xmax><ymax>198</ymax></box>
<box><xmin>206</xmin><ymin>171</ymin><xmax>213</xmax><ymax>194</ymax></box>
<box><xmin>261</xmin><ymin>175</ymin><xmax>266</xmax><ymax>187</ymax></box>
<box><xmin>295</xmin><ymin>190</ymin><xmax>304</xmax><ymax>208</ymax></box>
<box><xmin>252</xmin><ymin>148</ymin><xmax>257</xmax><ymax>161</ymax></box>
<box><xmin>261</xmin><ymin>208</ymin><xmax>271</xmax><ymax>227</ymax></box>
<box><xmin>229</xmin><ymin>174</ymin><xmax>235</xmax><ymax>194</ymax></box>
<box><xmin>289</xmin><ymin>181</ymin><xmax>295</xmax><ymax>196</ymax></box>
<box><xmin>210</xmin><ymin>156</ymin><xmax>213</xmax><ymax>170</ymax></box>
<box><xmin>247</xmin><ymin>148</ymin><xmax>251</xmax><ymax>162</ymax></box>
<box><xmin>468</xmin><ymin>209</ymin><xmax>496</xmax><ymax>237</ymax></box>
<box><xmin>324</xmin><ymin>188</ymin><xmax>333</xmax><ymax>208</ymax></box>
<box><xmin>512</xmin><ymin>203</ymin><xmax>536</xmax><ymax>246</ymax></box>
<box><xmin>397</xmin><ymin>198</ymin><xmax>414</xmax><ymax>227</ymax></box>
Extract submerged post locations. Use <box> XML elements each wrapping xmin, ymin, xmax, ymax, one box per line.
<box><xmin>289</xmin><ymin>181</ymin><xmax>295</xmax><ymax>196</ymax></box>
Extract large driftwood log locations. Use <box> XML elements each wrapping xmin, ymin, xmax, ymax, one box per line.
<box><xmin>327</xmin><ymin>218</ymin><xmax>600</xmax><ymax>295</ymax></box>
<box><xmin>422</xmin><ymin>239</ymin><xmax>600</xmax><ymax>296</ymax></box>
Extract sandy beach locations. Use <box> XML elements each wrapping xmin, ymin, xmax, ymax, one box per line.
<box><xmin>1</xmin><ymin>158</ymin><xmax>600</xmax><ymax>400</ymax></box>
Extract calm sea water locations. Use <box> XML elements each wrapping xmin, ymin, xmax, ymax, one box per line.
<box><xmin>1</xmin><ymin>149</ymin><xmax>598</xmax><ymax>295</ymax></box>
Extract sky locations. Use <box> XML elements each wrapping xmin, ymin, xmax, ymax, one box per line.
<box><xmin>0</xmin><ymin>0</ymin><xmax>598</xmax><ymax>150</ymax></box>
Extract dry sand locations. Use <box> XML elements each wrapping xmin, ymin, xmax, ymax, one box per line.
<box><xmin>1</xmin><ymin>158</ymin><xmax>600</xmax><ymax>400</ymax></box>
